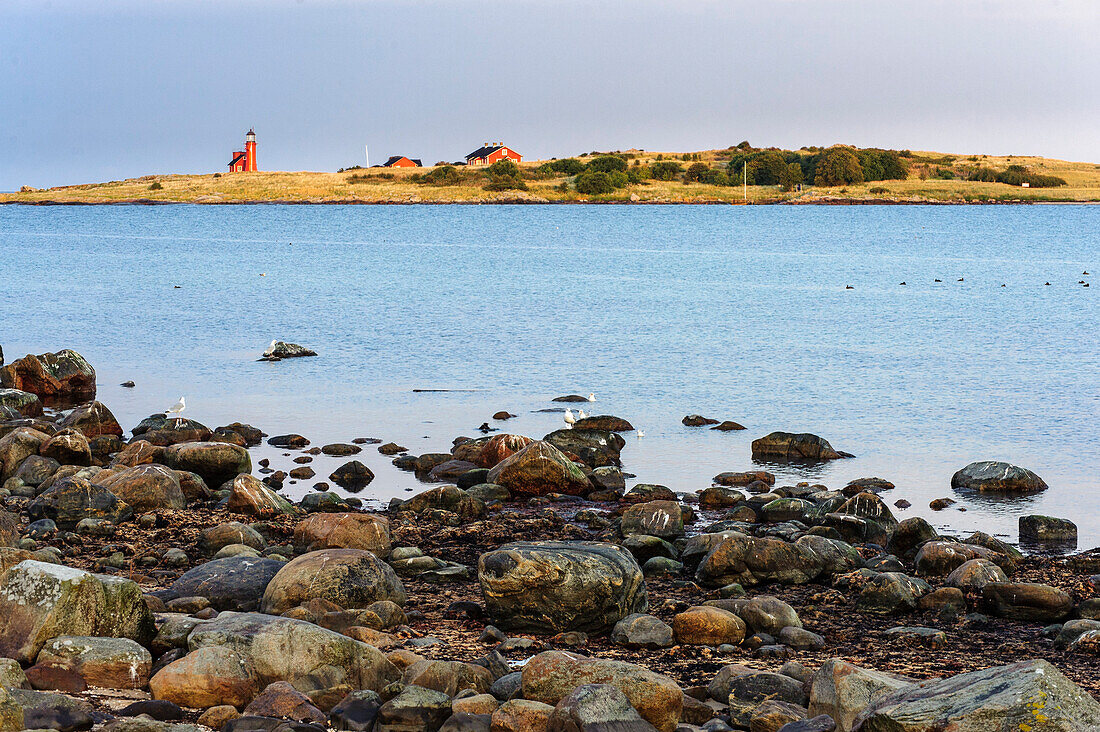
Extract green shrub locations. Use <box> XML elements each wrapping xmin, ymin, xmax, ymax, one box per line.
<box><xmin>608</xmin><ymin>170</ymin><xmax>629</xmax><ymax>188</ymax></box>
<box><xmin>869</xmin><ymin>186</ymin><xmax>889</xmax><ymax>194</ymax></box>
<box><xmin>148</xmin><ymin>181</ymin><xmax>163</xmax><ymax>190</ymax></box>
<box><xmin>586</xmin><ymin>155</ymin><xmax>628</xmax><ymax>173</ymax></box>
<box><xmin>933</xmin><ymin>167</ymin><xmax>957</xmax><ymax>180</ymax></box>
<box><xmin>549</xmin><ymin>158</ymin><xmax>586</xmax><ymax>175</ymax></box>
<box><xmin>650</xmin><ymin>161</ymin><xmax>683</xmax><ymax>181</ymax></box>
<box><xmin>420</xmin><ymin>165</ymin><xmax>463</xmax><ymax>186</ymax></box>
<box><xmin>487</xmin><ymin>160</ymin><xmax>522</xmax><ymax>179</ymax></box>
<box><xmin>629</xmin><ymin>165</ymin><xmax>651</xmax><ymax>182</ymax></box>
<box><xmin>779</xmin><ymin>163</ymin><xmax>804</xmax><ymax>191</ymax></box>
<box><xmin>575</xmin><ymin>171</ymin><xmax>615</xmax><ymax>195</ymax></box>
<box><xmin>683</xmin><ymin>162</ymin><xmax>710</xmax><ymax>183</ymax></box>
<box><xmin>995</xmin><ymin>165</ymin><xmax>1066</xmax><ymax>188</ymax></box>
<box><xmin>814</xmin><ymin>147</ymin><xmax>864</xmax><ymax>186</ymax></box>
<box><xmin>703</xmin><ymin>169</ymin><xmax>729</xmax><ymax>186</ymax></box>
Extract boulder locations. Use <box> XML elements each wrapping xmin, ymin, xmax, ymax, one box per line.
<box><xmin>37</xmin><ymin>636</ymin><xmax>152</xmax><ymax>689</ymax></box>
<box><xmin>164</xmin><ymin>441</ymin><xmax>251</xmax><ymax>486</ymax></box>
<box><xmin>914</xmin><ymin>541</ymin><xmax>1009</xmax><ymax>577</ymax></box>
<box><xmin>672</xmin><ymin>606</ymin><xmax>746</xmax><ymax>646</ymax></box>
<box><xmin>13</xmin><ymin>454</ymin><xmax>60</xmax><ymax>487</ymax></box>
<box><xmin>856</xmin><ymin>572</ymin><xmax>931</xmax><ymax>614</ymax></box>
<box><xmin>201</xmin><ymin>522</ymin><xmax>266</xmax><ymax>553</ymax></box>
<box><xmin>698</xmin><ymin>486</ymin><xmax>745</xmax><ymax>509</ymax></box>
<box><xmin>714</xmin><ymin>471</ymin><xmax>775</xmax><ymax>487</ymax></box>
<box><xmin>39</xmin><ymin>428</ymin><xmax>92</xmax><ymax>466</ymax></box>
<box><xmin>852</xmin><ymin>659</ymin><xmax>1100</xmax><ymax>731</ymax></box>
<box><xmin>543</xmin><ymin>430</ymin><xmax>625</xmax><ymax>469</ymax></box>
<box><xmin>950</xmin><ymin>461</ymin><xmax>1047</xmax><ymax>493</ymax></box>
<box><xmin>981</xmin><ymin>582</ymin><xmax>1073</xmax><ymax>622</ymax></box>
<box><xmin>726</xmin><ymin>672</ymin><xmax>807</xmax><ymax>725</ymax></box>
<box><xmin>58</xmin><ymin>401</ymin><xmax>123</xmax><ymax>438</ymax></box>
<box><xmin>132</xmin><ymin>415</ymin><xmax>212</xmax><ymax>446</ymax></box>
<box><xmin>0</xmin><ymin>349</ymin><xmax>96</xmax><ymax>400</ymax></box>
<box><xmin>487</xmin><ymin>441</ymin><xmax>591</xmax><ymax>497</ymax></box>
<box><xmin>151</xmin><ymin>611</ymin><xmax>400</xmax><ymax>708</ymax></box>
<box><xmin>572</xmin><ymin>415</ymin><xmax>634</xmax><ymax>432</ymax></box>
<box><xmin>521</xmin><ymin>651</ymin><xmax>682</xmax><ymax>732</ymax></box>
<box><xmin>261</xmin><ymin>549</ymin><xmax>407</xmax><ymax>614</ymax></box>
<box><xmin>945</xmin><ymin>559</ymin><xmax>1007</xmax><ymax>591</ymax></box>
<box><xmin>479</xmin><ymin>541</ymin><xmax>647</xmax><ymax>634</ymax></box>
<box><xmin>373</xmin><ymin>684</ymin><xmax>452</xmax><ymax>730</ymax></box>
<box><xmin>97</xmin><ymin>464</ymin><xmax>187</xmax><ymax>512</ymax></box>
<box><xmin>227</xmin><ymin>474</ymin><xmax>298</xmax><ymax>517</ymax></box>
<box><xmin>696</xmin><ymin>532</ymin><xmax>824</xmax><ymax>587</ymax></box>
<box><xmin>793</xmin><ymin>535</ymin><xmax>862</xmax><ymax>576</ymax></box>
<box><xmin>294</xmin><ymin>513</ymin><xmax>392</xmax><ymax>555</ymax></box>
<box><xmin>402</xmin><ymin>659</ymin><xmax>492</xmax><ymax>696</ymax></box>
<box><xmin>546</xmin><ymin>683</ymin><xmax>658</xmax><ymax>732</ymax></box>
<box><xmin>0</xmin><ymin>560</ymin><xmax>154</xmax><ymax>663</ymax></box>
<box><xmin>734</xmin><ymin>595</ymin><xmax>803</xmax><ymax>636</ymax></box>
<box><xmin>243</xmin><ymin>680</ymin><xmax>326</xmax><ymax>723</ymax></box>
<box><xmin>0</xmin><ymin>388</ymin><xmax>42</xmax><ymax>417</ymax></box>
<box><xmin>1019</xmin><ymin>515</ymin><xmax>1077</xmax><ymax>543</ymax></box>
<box><xmin>749</xmin><ymin>700</ymin><xmax>808</xmax><ymax>732</ymax></box>
<box><xmin>262</xmin><ymin>341</ymin><xmax>317</xmax><ymax>360</ymax></box>
<box><xmin>330</xmin><ymin>460</ymin><xmax>375</xmax><ymax>490</ymax></box>
<box><xmin>473</xmin><ymin>434</ymin><xmax>534</xmax><ymax>469</ymax></box>
<box><xmin>885</xmin><ymin>518</ymin><xmax>938</xmax><ymax>561</ymax></box>
<box><xmin>750</xmin><ymin>432</ymin><xmax>847</xmax><ymax>461</ymax></box>
<box><xmin>610</xmin><ymin>614</ymin><xmax>674</xmax><ymax>649</ymax></box>
<box><xmin>808</xmin><ymin>658</ymin><xmax>915</xmax><ymax>732</ymax></box>
<box><xmin>28</xmin><ymin>477</ymin><xmax>133</xmax><ymax>528</ymax></box>
<box><xmin>168</xmin><ymin>556</ymin><xmax>284</xmax><ymax>611</ymax></box>
<box><xmin>395</xmin><ymin>485</ymin><xmax>486</xmax><ymax>521</ymax></box>
<box><xmin>682</xmin><ymin>415</ymin><xmax>719</xmax><ymax>426</ymax></box>
<box><xmin>112</xmin><ymin>439</ymin><xmax>165</xmax><ymax>468</ymax></box>
<box><xmin>0</xmin><ymin>426</ymin><xmax>50</xmax><ymax>481</ymax></box>
<box><xmin>620</xmin><ymin>501</ymin><xmax>684</xmax><ymax>539</ymax></box>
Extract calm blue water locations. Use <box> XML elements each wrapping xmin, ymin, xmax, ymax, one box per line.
<box><xmin>0</xmin><ymin>205</ymin><xmax>1097</xmax><ymax>548</ymax></box>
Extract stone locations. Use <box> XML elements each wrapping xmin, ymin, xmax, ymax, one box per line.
<box><xmin>914</xmin><ymin>541</ymin><xmax>1009</xmax><ymax>577</ymax></box>
<box><xmin>164</xmin><ymin>441</ymin><xmax>251</xmax><ymax>486</ymax></box>
<box><xmin>294</xmin><ymin>513</ymin><xmax>392</xmax><ymax>555</ymax></box>
<box><xmin>0</xmin><ymin>349</ymin><xmax>96</xmax><ymax>400</ymax></box>
<box><xmin>950</xmin><ymin>460</ymin><xmax>1047</xmax><ymax>493</ymax></box>
<box><xmin>712</xmin><ymin>420</ymin><xmax>746</xmax><ymax>431</ymax></box>
<box><xmin>472</xmin><ymin>434</ymin><xmax>534</xmax><ymax>469</ymax></box>
<box><xmin>546</xmin><ymin>683</ymin><xmax>657</xmax><ymax>732</ymax></box>
<box><xmin>777</xmin><ymin>717</ymin><xmax>836</xmax><ymax>732</ymax></box>
<box><xmin>263</xmin><ymin>341</ymin><xmax>317</xmax><ymax>360</ymax></box>
<box><xmin>244</xmin><ymin>681</ymin><xmax>327</xmax><ymax>724</ymax></box>
<box><xmin>227</xmin><ymin>474</ymin><xmax>299</xmax><ymax>517</ymax></box>
<box><xmin>0</xmin><ymin>658</ymin><xmax>28</xmax><ymax>689</ymax></box>
<box><xmin>13</xmin><ymin>454</ymin><xmax>60</xmax><ymax>487</ymax></box>
<box><xmin>37</xmin><ymin>635</ymin><xmax>152</xmax><ymax>689</ymax></box>
<box><xmin>0</xmin><ymin>388</ymin><xmax>42</xmax><ymax>417</ymax></box>
<box><xmin>403</xmin><ymin>659</ymin><xmax>493</xmax><ymax>696</ymax></box>
<box><xmin>119</xmin><ymin>699</ymin><xmax>185</xmax><ymax>720</ymax></box>
<box><xmin>522</xmin><ymin>651</ymin><xmax>682</xmax><ymax>732</ymax></box>
<box><xmin>39</xmin><ymin>428</ymin><xmax>92</xmax><ymax>466</ymax></box>
<box><xmin>487</xmin><ymin>441</ymin><xmax>591</xmax><ymax>497</ymax></box>
<box><xmin>793</xmin><ymin>536</ymin><xmax>861</xmax><ymax>576</ymax></box>
<box><xmin>491</xmin><ymin>699</ymin><xmax>555</xmax><ymax>731</ymax></box>
<box><xmin>396</xmin><ymin>485</ymin><xmax>486</xmax><ymax>521</ymax></box>
<box><xmin>808</xmin><ymin>658</ymin><xmax>915</xmax><ymax>732</ymax></box>
<box><xmin>168</xmin><ymin>556</ymin><xmax>285</xmax><ymax>611</ymax></box>
<box><xmin>374</xmin><ymin>684</ymin><xmax>452</xmax><ymax>731</ymax></box>
<box><xmin>330</xmin><ymin>461</ymin><xmax>375</xmax><ymax>490</ymax></box>
<box><xmin>918</xmin><ymin>587</ymin><xmax>967</xmax><ymax>615</ymax></box>
<box><xmin>97</xmin><ymin>464</ymin><xmax>187</xmax><ymax>512</ymax></box>
<box><xmin>852</xmin><ymin>659</ymin><xmax>1100</xmax><ymax>731</ymax></box>
<box><xmin>0</xmin><ymin>560</ymin><xmax>154</xmax><ymax>663</ymax></box>
<box><xmin>885</xmin><ymin>518</ymin><xmax>938</xmax><ymax>561</ymax></box>
<box><xmin>572</xmin><ymin>415</ymin><xmax>634</xmax><ymax>432</ymax></box>
<box><xmin>202</xmin><ymin>522</ymin><xmax>267</xmax><ymax>553</ymax></box>
<box><xmin>945</xmin><ymin>559</ymin><xmax>1007</xmax><ymax>591</ymax></box>
<box><xmin>981</xmin><ymin>582</ymin><xmax>1073</xmax><ymax>622</ymax></box>
<box><xmin>610</xmin><ymin>614</ymin><xmax>674</xmax><ymax>649</ymax></box>
<box><xmin>749</xmin><ymin>700</ymin><xmax>807</xmax><ymax>732</ymax></box>
<box><xmin>779</xmin><ymin>626</ymin><xmax>825</xmax><ymax>651</ymax></box>
<box><xmin>58</xmin><ymin>401</ymin><xmax>123</xmax><ymax>439</ymax></box>
<box><xmin>698</xmin><ymin>487</ymin><xmax>744</xmax><ymax>509</ymax></box>
<box><xmin>750</xmin><ymin>432</ymin><xmax>847</xmax><ymax>461</ymax></box>
<box><xmin>856</xmin><ymin>572</ymin><xmax>931</xmax><ymax>614</ymax></box>
<box><xmin>726</xmin><ymin>672</ymin><xmax>807</xmax><ymax>726</ymax></box>
<box><xmin>151</xmin><ymin>611</ymin><xmax>400</xmax><ymax>709</ymax></box>
<box><xmin>621</xmin><ymin>501</ymin><xmax>684</xmax><ymax>539</ymax></box>
<box><xmin>0</xmin><ymin>426</ymin><xmax>50</xmax><ymax>482</ymax></box>
<box><xmin>28</xmin><ymin>477</ymin><xmax>132</xmax><ymax>528</ymax></box>
<box><xmin>453</xmin><ymin>694</ymin><xmax>499</xmax><ymax>716</ymax></box>
<box><xmin>673</xmin><ymin>606</ymin><xmax>746</xmax><ymax>646</ymax></box>
<box><xmin>197</xmin><ymin>705</ymin><xmax>239</xmax><ymax>729</ymax></box>
<box><xmin>112</xmin><ymin>439</ymin><xmax>165</xmax><ymax>468</ymax></box>
<box><xmin>479</xmin><ymin>541</ymin><xmax>647</xmax><ymax>634</ymax></box>
<box><xmin>883</xmin><ymin>626</ymin><xmax>946</xmax><ymax>649</ymax></box>
<box><xmin>543</xmin><ymin>430</ymin><xmax>624</xmax><ymax>469</ymax></box>
<box><xmin>683</xmin><ymin>415</ymin><xmax>720</xmax><ymax>426</ymax></box>
<box><xmin>329</xmin><ymin>690</ymin><xmax>381</xmax><ymax>731</ymax></box>
<box><xmin>261</xmin><ymin>549</ymin><xmax>407</xmax><ymax>614</ymax></box>
<box><xmin>9</xmin><ymin>687</ymin><xmax>96</xmax><ymax>730</ymax></box>
<box><xmin>696</xmin><ymin>532</ymin><xmax>824</xmax><ymax>587</ymax></box>
<box><xmin>1019</xmin><ymin>515</ymin><xmax>1077</xmax><ymax>543</ymax></box>
<box><xmin>714</xmin><ymin>471</ymin><xmax>775</xmax><ymax>487</ymax></box>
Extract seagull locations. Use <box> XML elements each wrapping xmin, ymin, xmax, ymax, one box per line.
<box><xmin>564</xmin><ymin>409</ymin><xmax>576</xmax><ymax>429</ymax></box>
<box><xmin>263</xmin><ymin>340</ymin><xmax>278</xmax><ymax>358</ymax></box>
<box><xmin>166</xmin><ymin>396</ymin><xmax>186</xmax><ymax>419</ymax></box>
<box><xmin>578</xmin><ymin>410</ymin><xmax>588</xmax><ymax>419</ymax></box>
<box><xmin>587</xmin><ymin>393</ymin><xmax>596</xmax><ymax>402</ymax></box>
<box><xmin>637</xmin><ymin>430</ymin><xmax>646</xmax><ymax>438</ymax></box>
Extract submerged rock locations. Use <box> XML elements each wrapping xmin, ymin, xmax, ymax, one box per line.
<box><xmin>260</xmin><ymin>341</ymin><xmax>318</xmax><ymax>361</ymax></box>
<box><xmin>750</xmin><ymin>432</ymin><xmax>850</xmax><ymax>461</ymax></box>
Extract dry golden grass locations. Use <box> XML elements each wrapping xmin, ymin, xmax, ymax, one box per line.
<box><xmin>4</xmin><ymin>149</ymin><xmax>1098</xmax><ymax>204</ymax></box>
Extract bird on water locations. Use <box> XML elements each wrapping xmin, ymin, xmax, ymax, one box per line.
<box><xmin>588</xmin><ymin>393</ymin><xmax>596</xmax><ymax>402</ymax></box>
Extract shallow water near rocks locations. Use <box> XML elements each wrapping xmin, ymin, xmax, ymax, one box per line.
<box><xmin>0</xmin><ymin>204</ymin><xmax>1097</xmax><ymax>547</ymax></box>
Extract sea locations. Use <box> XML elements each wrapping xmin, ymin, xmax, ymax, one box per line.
<box><xmin>0</xmin><ymin>204</ymin><xmax>1096</xmax><ymax>549</ymax></box>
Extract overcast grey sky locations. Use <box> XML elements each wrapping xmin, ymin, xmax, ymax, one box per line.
<box><xmin>1</xmin><ymin>0</ymin><xmax>1098</xmax><ymax>189</ymax></box>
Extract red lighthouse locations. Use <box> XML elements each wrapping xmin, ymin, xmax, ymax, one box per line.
<box><xmin>228</xmin><ymin>129</ymin><xmax>258</xmax><ymax>172</ymax></box>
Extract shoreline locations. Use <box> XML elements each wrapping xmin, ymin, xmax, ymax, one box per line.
<box><xmin>6</xmin><ymin>197</ymin><xmax>1092</xmax><ymax>206</ymax></box>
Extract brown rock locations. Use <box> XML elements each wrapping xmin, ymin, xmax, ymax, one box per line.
<box><xmin>58</xmin><ymin>401</ymin><xmax>123</xmax><ymax>439</ymax></box>
<box><xmin>294</xmin><ymin>512</ymin><xmax>392</xmax><ymax>555</ymax></box>
<box><xmin>487</xmin><ymin>440</ymin><xmax>591</xmax><ymax>497</ymax></box>
<box><xmin>491</xmin><ymin>699</ymin><xmax>555</xmax><ymax>732</ymax></box>
<box><xmin>243</xmin><ymin>681</ymin><xmax>327</xmax><ymax>723</ymax></box>
<box><xmin>672</xmin><ymin>606</ymin><xmax>747</xmax><ymax>646</ymax></box>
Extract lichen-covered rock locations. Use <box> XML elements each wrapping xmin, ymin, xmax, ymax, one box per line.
<box><xmin>150</xmin><ymin>611</ymin><xmax>400</xmax><ymax>708</ymax></box>
<box><xmin>945</xmin><ymin>559</ymin><xmax>1007</xmax><ymax>591</ymax></box>
<box><xmin>0</xmin><ymin>687</ymin><xmax>21</xmax><ymax>732</ymax></box>
<box><xmin>0</xmin><ymin>350</ymin><xmax>96</xmax><ymax>401</ymax></box>
<box><xmin>750</xmin><ymin>432</ymin><xmax>847</xmax><ymax>461</ymax></box>
<box><xmin>572</xmin><ymin>415</ymin><xmax>634</xmax><ymax>432</ymax></box>
<box><xmin>37</xmin><ymin>636</ymin><xmax>152</xmax><ymax>689</ymax></box>
<box><xmin>58</xmin><ymin>401</ymin><xmax>123</xmax><ymax>439</ymax></box>
<box><xmin>543</xmin><ymin>429</ymin><xmax>625</xmax><ymax>469</ymax></box>
<box><xmin>131</xmin><ymin>415</ymin><xmax>212</xmax><ymax>446</ymax></box>
<box><xmin>856</xmin><ymin>572</ymin><xmax>931</xmax><ymax>614</ymax></box>
<box><xmin>546</xmin><ymin>683</ymin><xmax>657</xmax><ymax>732</ymax></box>
<box><xmin>402</xmin><ymin>659</ymin><xmax>492</xmax><ymax>696</ymax></box>
<box><xmin>226</xmin><ymin>474</ymin><xmax>298</xmax><ymax>517</ymax></box>
<box><xmin>39</xmin><ymin>428</ymin><xmax>92</xmax><ymax>466</ymax></box>
<box><xmin>28</xmin><ymin>477</ymin><xmax>133</xmax><ymax>528</ymax></box>
<box><xmin>610</xmin><ymin>614</ymin><xmax>674</xmax><ymax>649</ymax></box>
<box><xmin>479</xmin><ymin>541</ymin><xmax>647</xmax><ymax>634</ymax></box>
<box><xmin>96</xmin><ymin>464</ymin><xmax>186</xmax><ymax>512</ymax></box>
<box><xmin>914</xmin><ymin>541</ymin><xmax>1011</xmax><ymax>577</ymax></box>
<box><xmin>471</xmin><ymin>433</ymin><xmax>534</xmax><ymax>468</ymax></box>
<box><xmin>808</xmin><ymin>658</ymin><xmax>915</xmax><ymax>731</ymax></box>
<box><xmin>0</xmin><ymin>560</ymin><xmax>154</xmax><ymax>663</ymax></box>
<box><xmin>696</xmin><ymin>532</ymin><xmax>824</xmax><ymax>587</ymax></box>
<box><xmin>487</xmin><ymin>441</ymin><xmax>592</xmax><ymax>496</ymax></box>
<box><xmin>164</xmin><ymin>441</ymin><xmax>251</xmax><ymax>487</ymax></box>
<box><xmin>293</xmin><ymin>512</ymin><xmax>392</xmax><ymax>555</ymax></box>
<box><xmin>950</xmin><ymin>461</ymin><xmax>1047</xmax><ymax>493</ymax></box>
<box><xmin>1019</xmin><ymin>515</ymin><xmax>1077</xmax><ymax>543</ymax></box>
<box><xmin>521</xmin><ymin>651</ymin><xmax>682</xmax><ymax>732</ymax></box>
<box><xmin>0</xmin><ymin>388</ymin><xmax>42</xmax><ymax>418</ymax></box>
<box><xmin>395</xmin><ymin>485</ymin><xmax>486</xmax><ymax>521</ymax></box>
<box><xmin>672</xmin><ymin>606</ymin><xmax>746</xmax><ymax>646</ymax></box>
<box><xmin>852</xmin><ymin>659</ymin><xmax>1100</xmax><ymax>731</ymax></box>
<box><xmin>261</xmin><ymin>548</ymin><xmax>406</xmax><ymax>614</ymax></box>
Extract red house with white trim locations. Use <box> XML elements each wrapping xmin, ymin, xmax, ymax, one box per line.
<box><xmin>465</xmin><ymin>142</ymin><xmax>522</xmax><ymax>166</ymax></box>
<box><xmin>382</xmin><ymin>156</ymin><xmax>422</xmax><ymax>168</ymax></box>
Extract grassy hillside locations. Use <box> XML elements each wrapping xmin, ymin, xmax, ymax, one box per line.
<box><xmin>5</xmin><ymin>148</ymin><xmax>1099</xmax><ymax>204</ymax></box>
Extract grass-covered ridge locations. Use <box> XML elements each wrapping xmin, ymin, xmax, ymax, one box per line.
<box><xmin>5</xmin><ymin>144</ymin><xmax>1099</xmax><ymax>204</ymax></box>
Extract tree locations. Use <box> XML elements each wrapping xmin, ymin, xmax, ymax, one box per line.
<box><xmin>586</xmin><ymin>155</ymin><xmax>628</xmax><ymax>173</ymax></box>
<box><xmin>683</xmin><ymin>162</ymin><xmax>710</xmax><ymax>183</ymax></box>
<box><xmin>650</xmin><ymin>161</ymin><xmax>683</xmax><ymax>181</ymax></box>
<box><xmin>814</xmin><ymin>147</ymin><xmax>864</xmax><ymax>186</ymax></box>
<box><xmin>575</xmin><ymin>171</ymin><xmax>615</xmax><ymax>195</ymax></box>
<box><xmin>779</xmin><ymin>163</ymin><xmax>804</xmax><ymax>191</ymax></box>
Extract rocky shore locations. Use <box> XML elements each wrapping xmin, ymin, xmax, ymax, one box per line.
<box><xmin>0</xmin><ymin>348</ymin><xmax>1098</xmax><ymax>732</ymax></box>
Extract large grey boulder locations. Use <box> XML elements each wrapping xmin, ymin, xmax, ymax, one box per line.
<box><xmin>0</xmin><ymin>349</ymin><xmax>96</xmax><ymax>401</ymax></box>
<box><xmin>0</xmin><ymin>560</ymin><xmax>154</xmax><ymax>663</ymax></box>
<box><xmin>852</xmin><ymin>659</ymin><xmax>1100</xmax><ymax>731</ymax></box>
<box><xmin>809</xmin><ymin>658</ymin><xmax>916</xmax><ymax>732</ymax></box>
<box><xmin>261</xmin><ymin>548</ymin><xmax>406</xmax><ymax>614</ymax></box>
<box><xmin>96</xmin><ymin>464</ymin><xmax>187</xmax><ymax>512</ymax></box>
<box><xmin>950</xmin><ymin>461</ymin><xmax>1047</xmax><ymax>493</ymax></box>
<box><xmin>620</xmin><ymin>501</ymin><xmax>684</xmax><ymax>539</ymax></box>
<box><xmin>695</xmin><ymin>532</ymin><xmax>824</xmax><ymax>587</ymax></box>
<box><xmin>486</xmin><ymin>441</ymin><xmax>592</xmax><ymax>496</ymax></box>
<box><xmin>751</xmin><ymin>432</ymin><xmax>849</xmax><ymax>461</ymax></box>
<box><xmin>149</xmin><ymin>611</ymin><xmax>400</xmax><ymax>709</ymax></box>
<box><xmin>167</xmin><ymin>556</ymin><xmax>285</xmax><ymax>611</ymax></box>
<box><xmin>27</xmin><ymin>477</ymin><xmax>133</xmax><ymax>528</ymax></box>
<box><xmin>546</xmin><ymin>683</ymin><xmax>658</xmax><ymax>732</ymax></box>
<box><xmin>479</xmin><ymin>541</ymin><xmax>646</xmax><ymax>634</ymax></box>
<box><xmin>163</xmin><ymin>441</ymin><xmax>251</xmax><ymax>487</ymax></box>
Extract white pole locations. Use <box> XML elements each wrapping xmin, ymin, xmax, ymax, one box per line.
<box><xmin>364</xmin><ymin>145</ymin><xmax>370</xmax><ymax>168</ymax></box>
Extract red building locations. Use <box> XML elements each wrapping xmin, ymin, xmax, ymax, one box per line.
<box><xmin>382</xmin><ymin>156</ymin><xmax>422</xmax><ymax>168</ymax></box>
<box><xmin>228</xmin><ymin>129</ymin><xmax>257</xmax><ymax>172</ymax></box>
<box><xmin>465</xmin><ymin>142</ymin><xmax>522</xmax><ymax>165</ymax></box>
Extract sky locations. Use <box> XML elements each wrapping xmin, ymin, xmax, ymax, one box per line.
<box><xmin>1</xmin><ymin>0</ymin><xmax>1098</xmax><ymax>190</ymax></box>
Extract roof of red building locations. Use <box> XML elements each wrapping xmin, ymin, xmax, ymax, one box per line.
<box><xmin>466</xmin><ymin>144</ymin><xmax>518</xmax><ymax>160</ymax></box>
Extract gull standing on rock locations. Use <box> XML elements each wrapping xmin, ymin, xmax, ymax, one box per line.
<box><xmin>166</xmin><ymin>396</ymin><xmax>186</xmax><ymax>419</ymax></box>
<box><xmin>564</xmin><ymin>409</ymin><xmax>576</xmax><ymax>429</ymax></box>
<box><xmin>263</xmin><ymin>340</ymin><xmax>277</xmax><ymax>358</ymax></box>
<box><xmin>578</xmin><ymin>410</ymin><xmax>588</xmax><ymax>419</ymax></box>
